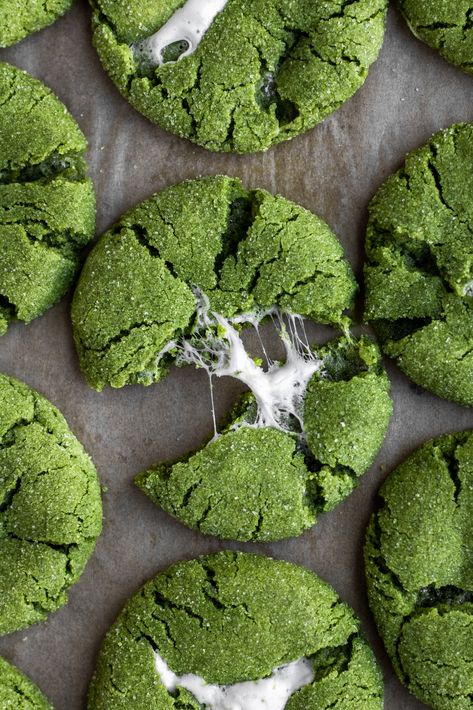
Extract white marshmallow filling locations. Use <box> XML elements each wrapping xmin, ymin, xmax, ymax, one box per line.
<box><xmin>132</xmin><ymin>0</ymin><xmax>229</xmax><ymax>67</ymax></box>
<box><xmin>156</xmin><ymin>289</ymin><xmax>324</xmax><ymax>439</ymax></box>
<box><xmin>154</xmin><ymin>651</ymin><xmax>314</xmax><ymax>709</ymax></box>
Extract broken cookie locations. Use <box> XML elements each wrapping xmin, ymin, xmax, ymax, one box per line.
<box><xmin>0</xmin><ymin>656</ymin><xmax>53</xmax><ymax>709</ymax></box>
<box><xmin>88</xmin><ymin>551</ymin><xmax>384</xmax><ymax>709</ymax></box>
<box><xmin>398</xmin><ymin>1</ymin><xmax>473</xmax><ymax>74</ymax></box>
<box><xmin>72</xmin><ymin>176</ymin><xmax>392</xmax><ymax>541</ymax></box>
<box><xmin>365</xmin><ymin>430</ymin><xmax>473</xmax><ymax>710</ymax></box>
<box><xmin>364</xmin><ymin>123</ymin><xmax>473</xmax><ymax>406</ymax></box>
<box><xmin>0</xmin><ymin>62</ymin><xmax>95</xmax><ymax>336</ymax></box>
<box><xmin>0</xmin><ymin>373</ymin><xmax>102</xmax><ymax>635</ymax></box>
<box><xmin>90</xmin><ymin>0</ymin><xmax>388</xmax><ymax>153</ymax></box>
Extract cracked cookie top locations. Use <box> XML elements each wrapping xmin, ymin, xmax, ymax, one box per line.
<box><xmin>90</xmin><ymin>0</ymin><xmax>388</xmax><ymax>153</ymax></box>
<box><xmin>398</xmin><ymin>1</ymin><xmax>473</xmax><ymax>74</ymax></box>
<box><xmin>365</xmin><ymin>430</ymin><xmax>473</xmax><ymax>710</ymax></box>
<box><xmin>72</xmin><ymin>175</ymin><xmax>392</xmax><ymax>542</ymax></box>
<box><xmin>364</xmin><ymin>123</ymin><xmax>473</xmax><ymax>405</ymax></box>
<box><xmin>0</xmin><ymin>373</ymin><xmax>102</xmax><ymax>636</ymax></box>
<box><xmin>88</xmin><ymin>551</ymin><xmax>384</xmax><ymax>709</ymax></box>
<box><xmin>0</xmin><ymin>656</ymin><xmax>52</xmax><ymax>709</ymax></box>
<box><xmin>0</xmin><ymin>62</ymin><xmax>95</xmax><ymax>336</ymax></box>
<box><xmin>0</xmin><ymin>0</ymin><xmax>73</xmax><ymax>47</ymax></box>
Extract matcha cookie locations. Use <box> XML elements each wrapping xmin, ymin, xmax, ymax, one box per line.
<box><xmin>89</xmin><ymin>551</ymin><xmax>384</xmax><ymax>709</ymax></box>
<box><xmin>72</xmin><ymin>176</ymin><xmax>392</xmax><ymax>541</ymax></box>
<box><xmin>0</xmin><ymin>373</ymin><xmax>102</xmax><ymax>635</ymax></box>
<box><xmin>90</xmin><ymin>0</ymin><xmax>387</xmax><ymax>153</ymax></box>
<box><xmin>0</xmin><ymin>62</ymin><xmax>95</xmax><ymax>336</ymax></box>
<box><xmin>365</xmin><ymin>430</ymin><xmax>473</xmax><ymax>710</ymax></box>
<box><xmin>0</xmin><ymin>0</ymin><xmax>73</xmax><ymax>48</ymax></box>
<box><xmin>364</xmin><ymin>123</ymin><xmax>473</xmax><ymax>406</ymax></box>
<box><xmin>398</xmin><ymin>1</ymin><xmax>473</xmax><ymax>74</ymax></box>
<box><xmin>0</xmin><ymin>657</ymin><xmax>53</xmax><ymax>709</ymax></box>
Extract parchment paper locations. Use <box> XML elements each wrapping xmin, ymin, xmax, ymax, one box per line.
<box><xmin>1</xmin><ymin>4</ymin><xmax>473</xmax><ymax>708</ymax></box>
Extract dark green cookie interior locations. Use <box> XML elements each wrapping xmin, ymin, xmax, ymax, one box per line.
<box><xmin>0</xmin><ymin>62</ymin><xmax>95</xmax><ymax>336</ymax></box>
<box><xmin>0</xmin><ymin>656</ymin><xmax>52</xmax><ymax>709</ymax></box>
<box><xmin>0</xmin><ymin>373</ymin><xmax>102</xmax><ymax>635</ymax></box>
<box><xmin>0</xmin><ymin>0</ymin><xmax>73</xmax><ymax>47</ymax></box>
<box><xmin>398</xmin><ymin>1</ymin><xmax>473</xmax><ymax>74</ymax></box>
<box><xmin>73</xmin><ymin>175</ymin><xmax>392</xmax><ymax>541</ymax></box>
<box><xmin>365</xmin><ymin>431</ymin><xmax>473</xmax><ymax>710</ymax></box>
<box><xmin>137</xmin><ymin>336</ymin><xmax>392</xmax><ymax>542</ymax></box>
<box><xmin>88</xmin><ymin>551</ymin><xmax>383</xmax><ymax>709</ymax></box>
<box><xmin>91</xmin><ymin>0</ymin><xmax>387</xmax><ymax>153</ymax></box>
<box><xmin>364</xmin><ymin>122</ymin><xmax>473</xmax><ymax>405</ymax></box>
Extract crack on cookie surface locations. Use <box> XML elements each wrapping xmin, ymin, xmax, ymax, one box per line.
<box><xmin>90</xmin><ymin>0</ymin><xmax>387</xmax><ymax>152</ymax></box>
<box><xmin>365</xmin><ymin>431</ymin><xmax>473</xmax><ymax>708</ymax></box>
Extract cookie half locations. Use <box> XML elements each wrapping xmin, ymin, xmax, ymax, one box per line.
<box><xmin>398</xmin><ymin>1</ymin><xmax>473</xmax><ymax>74</ymax></box>
<box><xmin>0</xmin><ymin>657</ymin><xmax>52</xmax><ymax>709</ymax></box>
<box><xmin>0</xmin><ymin>62</ymin><xmax>95</xmax><ymax>336</ymax></box>
<box><xmin>72</xmin><ymin>176</ymin><xmax>392</xmax><ymax>541</ymax></box>
<box><xmin>364</xmin><ymin>123</ymin><xmax>473</xmax><ymax>406</ymax></box>
<box><xmin>90</xmin><ymin>0</ymin><xmax>387</xmax><ymax>153</ymax></box>
<box><xmin>365</xmin><ymin>430</ymin><xmax>473</xmax><ymax>709</ymax></box>
<box><xmin>0</xmin><ymin>373</ymin><xmax>102</xmax><ymax>635</ymax></box>
<box><xmin>88</xmin><ymin>551</ymin><xmax>383</xmax><ymax>709</ymax></box>
<box><xmin>0</xmin><ymin>0</ymin><xmax>73</xmax><ymax>47</ymax></box>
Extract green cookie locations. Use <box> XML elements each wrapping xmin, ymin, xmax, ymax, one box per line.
<box><xmin>364</xmin><ymin>122</ymin><xmax>473</xmax><ymax>406</ymax></box>
<box><xmin>398</xmin><ymin>1</ymin><xmax>473</xmax><ymax>74</ymax></box>
<box><xmin>90</xmin><ymin>0</ymin><xmax>387</xmax><ymax>153</ymax></box>
<box><xmin>0</xmin><ymin>657</ymin><xmax>53</xmax><ymax>709</ymax></box>
<box><xmin>0</xmin><ymin>373</ymin><xmax>102</xmax><ymax>636</ymax></box>
<box><xmin>365</xmin><ymin>430</ymin><xmax>473</xmax><ymax>710</ymax></box>
<box><xmin>0</xmin><ymin>0</ymin><xmax>73</xmax><ymax>47</ymax></box>
<box><xmin>88</xmin><ymin>551</ymin><xmax>383</xmax><ymax>709</ymax></box>
<box><xmin>0</xmin><ymin>62</ymin><xmax>95</xmax><ymax>336</ymax></box>
<box><xmin>73</xmin><ymin>176</ymin><xmax>392</xmax><ymax>541</ymax></box>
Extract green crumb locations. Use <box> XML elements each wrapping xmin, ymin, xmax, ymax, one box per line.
<box><xmin>88</xmin><ymin>551</ymin><xmax>383</xmax><ymax>709</ymax></box>
<box><xmin>398</xmin><ymin>1</ymin><xmax>473</xmax><ymax>74</ymax></box>
<box><xmin>90</xmin><ymin>0</ymin><xmax>387</xmax><ymax>153</ymax></box>
<box><xmin>365</xmin><ymin>430</ymin><xmax>473</xmax><ymax>709</ymax></box>
<box><xmin>0</xmin><ymin>373</ymin><xmax>102</xmax><ymax>636</ymax></box>
<box><xmin>0</xmin><ymin>0</ymin><xmax>73</xmax><ymax>47</ymax></box>
<box><xmin>0</xmin><ymin>62</ymin><xmax>95</xmax><ymax>336</ymax></box>
<box><xmin>364</xmin><ymin>122</ymin><xmax>473</xmax><ymax>406</ymax></box>
<box><xmin>0</xmin><ymin>657</ymin><xmax>53</xmax><ymax>709</ymax></box>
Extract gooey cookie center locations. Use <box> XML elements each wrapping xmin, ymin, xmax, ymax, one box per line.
<box><xmin>132</xmin><ymin>0</ymin><xmax>229</xmax><ymax>67</ymax></box>
<box><xmin>154</xmin><ymin>650</ymin><xmax>314</xmax><ymax>709</ymax></box>
<box><xmin>157</xmin><ymin>289</ymin><xmax>323</xmax><ymax>438</ymax></box>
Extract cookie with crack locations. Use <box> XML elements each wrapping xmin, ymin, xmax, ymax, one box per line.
<box><xmin>364</xmin><ymin>123</ymin><xmax>473</xmax><ymax>406</ymax></box>
<box><xmin>0</xmin><ymin>373</ymin><xmax>102</xmax><ymax>635</ymax></box>
<box><xmin>365</xmin><ymin>431</ymin><xmax>473</xmax><ymax>710</ymax></box>
<box><xmin>72</xmin><ymin>176</ymin><xmax>392</xmax><ymax>541</ymax></box>
<box><xmin>90</xmin><ymin>0</ymin><xmax>387</xmax><ymax>153</ymax></box>
<box><xmin>0</xmin><ymin>657</ymin><xmax>53</xmax><ymax>709</ymax></box>
<box><xmin>398</xmin><ymin>1</ymin><xmax>473</xmax><ymax>74</ymax></box>
<box><xmin>88</xmin><ymin>551</ymin><xmax>383</xmax><ymax>709</ymax></box>
<box><xmin>0</xmin><ymin>0</ymin><xmax>74</xmax><ymax>47</ymax></box>
<box><xmin>0</xmin><ymin>62</ymin><xmax>95</xmax><ymax>336</ymax></box>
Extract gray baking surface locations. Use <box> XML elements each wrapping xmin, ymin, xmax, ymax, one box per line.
<box><xmin>1</xmin><ymin>3</ymin><xmax>473</xmax><ymax>709</ymax></box>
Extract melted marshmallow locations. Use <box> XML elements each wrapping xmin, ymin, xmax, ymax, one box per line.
<box><xmin>172</xmin><ymin>291</ymin><xmax>322</xmax><ymax>435</ymax></box>
<box><xmin>132</xmin><ymin>0</ymin><xmax>228</xmax><ymax>67</ymax></box>
<box><xmin>155</xmin><ymin>652</ymin><xmax>314</xmax><ymax>709</ymax></box>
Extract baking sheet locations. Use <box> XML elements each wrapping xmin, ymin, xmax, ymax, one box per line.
<box><xmin>1</xmin><ymin>4</ymin><xmax>473</xmax><ymax>708</ymax></box>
